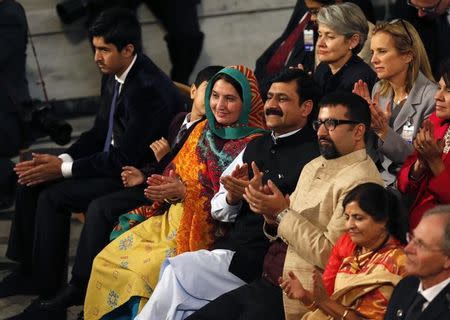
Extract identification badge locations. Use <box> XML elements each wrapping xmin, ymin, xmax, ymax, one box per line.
<box><xmin>304</xmin><ymin>29</ymin><xmax>314</xmax><ymax>52</ymax></box>
<box><xmin>401</xmin><ymin>124</ymin><xmax>414</xmax><ymax>143</ymax></box>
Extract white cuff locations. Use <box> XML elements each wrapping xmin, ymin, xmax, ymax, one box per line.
<box><xmin>58</xmin><ymin>153</ymin><xmax>73</xmax><ymax>163</ymax></box>
<box><xmin>211</xmin><ymin>193</ymin><xmax>242</xmax><ymax>222</ymax></box>
<box><xmin>61</xmin><ymin>161</ymin><xmax>73</xmax><ymax>178</ymax></box>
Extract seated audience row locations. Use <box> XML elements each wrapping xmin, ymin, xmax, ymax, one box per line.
<box><xmin>137</xmin><ymin>91</ymin><xmax>382</xmax><ymax>320</ymax></box>
<box><xmin>1</xmin><ymin>3</ymin><xmax>450</xmax><ymax>320</ymax></box>
<box><xmin>136</xmin><ymin>68</ymin><xmax>322</xmax><ymax>320</ymax></box>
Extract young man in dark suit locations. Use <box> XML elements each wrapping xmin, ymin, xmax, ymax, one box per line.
<box><xmin>384</xmin><ymin>205</ymin><xmax>450</xmax><ymax>320</ymax></box>
<box><xmin>1</xmin><ymin>7</ymin><xmax>183</xmax><ymax>319</ymax></box>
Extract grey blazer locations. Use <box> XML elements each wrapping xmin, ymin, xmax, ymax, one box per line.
<box><xmin>374</xmin><ymin>71</ymin><xmax>437</xmax><ymax>165</ymax></box>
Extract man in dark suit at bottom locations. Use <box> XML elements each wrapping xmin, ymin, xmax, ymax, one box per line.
<box><xmin>0</xmin><ymin>8</ymin><xmax>183</xmax><ymax>320</ymax></box>
<box><xmin>384</xmin><ymin>205</ymin><xmax>450</xmax><ymax>320</ymax></box>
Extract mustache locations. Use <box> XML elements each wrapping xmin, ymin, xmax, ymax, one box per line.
<box><xmin>265</xmin><ymin>107</ymin><xmax>283</xmax><ymax>116</ymax></box>
<box><xmin>319</xmin><ymin>136</ymin><xmax>332</xmax><ymax>143</ymax></box>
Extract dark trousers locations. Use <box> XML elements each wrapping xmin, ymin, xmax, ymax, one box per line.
<box><xmin>186</xmin><ymin>278</ymin><xmax>285</xmax><ymax>320</ymax></box>
<box><xmin>0</xmin><ymin>111</ymin><xmax>22</xmax><ymax>158</ymax></box>
<box><xmin>0</xmin><ymin>112</ymin><xmax>22</xmax><ymax>206</ymax></box>
<box><xmin>0</xmin><ymin>158</ymin><xmax>15</xmax><ymax>207</ymax></box>
<box><xmin>144</xmin><ymin>0</ymin><xmax>203</xmax><ymax>84</ymax></box>
<box><xmin>70</xmin><ymin>185</ymin><xmax>149</xmax><ymax>291</ymax></box>
<box><xmin>6</xmin><ymin>177</ymin><xmax>124</xmax><ymax>297</ymax></box>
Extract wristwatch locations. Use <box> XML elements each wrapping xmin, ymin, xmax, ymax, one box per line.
<box><xmin>276</xmin><ymin>208</ymin><xmax>289</xmax><ymax>224</ymax></box>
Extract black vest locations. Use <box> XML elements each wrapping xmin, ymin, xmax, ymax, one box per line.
<box><xmin>213</xmin><ymin>125</ymin><xmax>319</xmax><ymax>282</ymax></box>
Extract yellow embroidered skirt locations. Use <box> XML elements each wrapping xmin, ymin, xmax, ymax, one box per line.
<box><xmin>84</xmin><ymin>203</ymin><xmax>183</xmax><ymax>320</ymax></box>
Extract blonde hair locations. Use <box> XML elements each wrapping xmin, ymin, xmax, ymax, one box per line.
<box><xmin>372</xmin><ymin>19</ymin><xmax>434</xmax><ymax>96</ymax></box>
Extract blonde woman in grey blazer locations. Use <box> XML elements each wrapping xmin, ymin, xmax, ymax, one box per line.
<box><xmin>354</xmin><ymin>19</ymin><xmax>437</xmax><ymax>185</ymax></box>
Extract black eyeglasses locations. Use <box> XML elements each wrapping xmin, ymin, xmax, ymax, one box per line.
<box><xmin>407</xmin><ymin>0</ymin><xmax>442</xmax><ymax>14</ymax></box>
<box><xmin>312</xmin><ymin>119</ymin><xmax>360</xmax><ymax>131</ymax></box>
<box><xmin>389</xmin><ymin>19</ymin><xmax>413</xmax><ymax>46</ymax></box>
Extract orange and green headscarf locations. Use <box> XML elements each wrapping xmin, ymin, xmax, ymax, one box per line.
<box><xmin>205</xmin><ymin>65</ymin><xmax>267</xmax><ymax>139</ymax></box>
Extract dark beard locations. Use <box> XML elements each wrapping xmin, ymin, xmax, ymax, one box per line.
<box><xmin>319</xmin><ymin>139</ymin><xmax>341</xmax><ymax>159</ymax></box>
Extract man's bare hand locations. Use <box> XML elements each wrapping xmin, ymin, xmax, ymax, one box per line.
<box><xmin>121</xmin><ymin>166</ymin><xmax>145</xmax><ymax>187</ymax></box>
<box><xmin>222</xmin><ymin>161</ymin><xmax>265</xmax><ymax>205</ymax></box>
<box><xmin>14</xmin><ymin>159</ymin><xmax>37</xmax><ymax>176</ymax></box>
<box><xmin>221</xmin><ymin>163</ymin><xmax>249</xmax><ymax>205</ymax></box>
<box><xmin>248</xmin><ymin>162</ymin><xmax>264</xmax><ymax>190</ymax></box>
<box><xmin>16</xmin><ymin>153</ymin><xmax>63</xmax><ymax>186</ymax></box>
<box><xmin>243</xmin><ymin>179</ymin><xmax>289</xmax><ymax>218</ymax></box>
<box><xmin>150</xmin><ymin>137</ymin><xmax>171</xmax><ymax>162</ymax></box>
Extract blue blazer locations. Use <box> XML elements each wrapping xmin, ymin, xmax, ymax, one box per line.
<box><xmin>66</xmin><ymin>53</ymin><xmax>184</xmax><ymax>178</ymax></box>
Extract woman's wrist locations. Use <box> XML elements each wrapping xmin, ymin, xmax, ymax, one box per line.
<box><xmin>410</xmin><ymin>160</ymin><xmax>426</xmax><ymax>180</ymax></box>
<box><xmin>314</xmin><ymin>296</ymin><xmax>349</xmax><ymax>319</ymax></box>
<box><xmin>303</xmin><ymin>299</ymin><xmax>317</xmax><ymax>311</ymax></box>
<box><xmin>376</xmin><ymin>127</ymin><xmax>388</xmax><ymax>141</ymax></box>
<box><xmin>301</xmin><ymin>292</ymin><xmax>318</xmax><ymax>311</ymax></box>
<box><xmin>177</xmin><ymin>178</ymin><xmax>187</xmax><ymax>200</ymax></box>
<box><xmin>164</xmin><ymin>197</ymin><xmax>182</xmax><ymax>204</ymax></box>
<box><xmin>428</xmin><ymin>159</ymin><xmax>445</xmax><ymax>177</ymax></box>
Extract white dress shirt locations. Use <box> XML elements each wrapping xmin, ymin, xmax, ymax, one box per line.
<box><xmin>418</xmin><ymin>277</ymin><xmax>450</xmax><ymax>311</ymax></box>
<box><xmin>210</xmin><ymin>128</ymin><xmax>302</xmax><ymax>222</ymax></box>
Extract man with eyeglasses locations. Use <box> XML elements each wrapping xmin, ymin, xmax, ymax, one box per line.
<box><xmin>394</xmin><ymin>0</ymin><xmax>450</xmax><ymax>79</ymax></box>
<box><xmin>407</xmin><ymin>0</ymin><xmax>447</xmax><ymax>16</ymax></box>
<box><xmin>185</xmin><ymin>91</ymin><xmax>382</xmax><ymax>320</ymax></box>
<box><xmin>384</xmin><ymin>205</ymin><xmax>450</xmax><ymax>320</ymax></box>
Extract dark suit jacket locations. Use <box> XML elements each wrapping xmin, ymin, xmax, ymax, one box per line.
<box><xmin>384</xmin><ymin>276</ymin><xmax>450</xmax><ymax>320</ymax></box>
<box><xmin>314</xmin><ymin>54</ymin><xmax>377</xmax><ymax>95</ymax></box>
<box><xmin>0</xmin><ymin>0</ymin><xmax>30</xmax><ymax>113</ymax></box>
<box><xmin>393</xmin><ymin>2</ymin><xmax>450</xmax><ymax>80</ymax></box>
<box><xmin>254</xmin><ymin>0</ymin><xmax>315</xmax><ymax>96</ymax></box>
<box><xmin>66</xmin><ymin>53</ymin><xmax>184</xmax><ymax>178</ymax></box>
